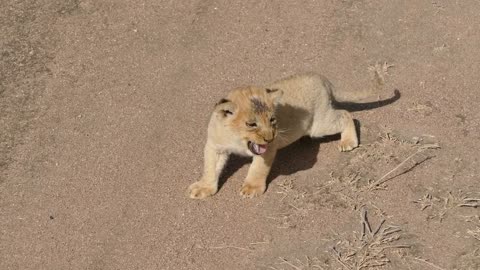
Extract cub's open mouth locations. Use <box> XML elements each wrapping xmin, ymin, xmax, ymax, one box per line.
<box><xmin>248</xmin><ymin>141</ymin><xmax>268</xmax><ymax>155</ymax></box>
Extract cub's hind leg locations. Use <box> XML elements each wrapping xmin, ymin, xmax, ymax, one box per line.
<box><xmin>309</xmin><ymin>109</ymin><xmax>358</xmax><ymax>152</ymax></box>
<box><xmin>336</xmin><ymin>110</ymin><xmax>358</xmax><ymax>152</ymax></box>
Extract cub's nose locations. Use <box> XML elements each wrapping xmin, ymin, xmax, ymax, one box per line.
<box><xmin>264</xmin><ymin>138</ymin><xmax>274</xmax><ymax>143</ymax></box>
<box><xmin>263</xmin><ymin>131</ymin><xmax>275</xmax><ymax>143</ymax></box>
<box><xmin>264</xmin><ymin>134</ymin><xmax>274</xmax><ymax>143</ymax></box>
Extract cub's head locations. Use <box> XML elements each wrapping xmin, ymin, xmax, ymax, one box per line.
<box><xmin>214</xmin><ymin>86</ymin><xmax>283</xmax><ymax>155</ymax></box>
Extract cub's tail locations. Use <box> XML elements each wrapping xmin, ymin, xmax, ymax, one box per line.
<box><xmin>324</xmin><ymin>69</ymin><xmax>400</xmax><ymax>112</ymax></box>
<box><xmin>333</xmin><ymin>89</ymin><xmax>401</xmax><ymax>112</ymax></box>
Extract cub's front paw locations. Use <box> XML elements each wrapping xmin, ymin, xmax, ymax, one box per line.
<box><xmin>188</xmin><ymin>182</ymin><xmax>217</xmax><ymax>199</ymax></box>
<box><xmin>240</xmin><ymin>182</ymin><xmax>266</xmax><ymax>198</ymax></box>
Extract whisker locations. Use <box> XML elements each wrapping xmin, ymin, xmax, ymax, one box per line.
<box><xmin>276</xmin><ymin>128</ymin><xmax>290</xmax><ymax>134</ymax></box>
<box><xmin>275</xmin><ymin>133</ymin><xmax>289</xmax><ymax>143</ymax></box>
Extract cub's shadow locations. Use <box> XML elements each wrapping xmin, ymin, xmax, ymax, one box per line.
<box><xmin>217</xmin><ymin>135</ymin><xmax>340</xmax><ymax>191</ymax></box>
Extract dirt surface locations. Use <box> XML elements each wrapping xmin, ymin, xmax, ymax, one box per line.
<box><xmin>1</xmin><ymin>1</ymin><xmax>480</xmax><ymax>269</ymax></box>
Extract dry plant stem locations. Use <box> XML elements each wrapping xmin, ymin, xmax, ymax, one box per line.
<box><xmin>278</xmin><ymin>257</ymin><xmax>302</xmax><ymax>270</ymax></box>
<box><xmin>249</xmin><ymin>241</ymin><xmax>269</xmax><ymax>245</ymax></box>
<box><xmin>410</xmin><ymin>257</ymin><xmax>446</xmax><ymax>270</ymax></box>
<box><xmin>459</xmin><ymin>198</ymin><xmax>480</xmax><ymax>208</ymax></box>
<box><xmin>373</xmin><ymin>219</ymin><xmax>386</xmax><ymax>236</ymax></box>
<box><xmin>210</xmin><ymin>245</ymin><xmax>254</xmax><ymax>252</ymax></box>
<box><xmin>382</xmin><ymin>245</ymin><xmax>411</xmax><ymax>249</ymax></box>
<box><xmin>289</xmin><ymin>204</ymin><xmax>301</xmax><ymax>211</ymax></box>
<box><xmin>361</xmin><ymin>208</ymin><xmax>373</xmax><ymax>235</ymax></box>
<box><xmin>332</xmin><ymin>248</ymin><xmax>353</xmax><ymax>270</ymax></box>
<box><xmin>467</xmin><ymin>228</ymin><xmax>480</xmax><ymax>241</ymax></box>
<box><xmin>369</xmin><ymin>144</ymin><xmax>440</xmax><ymax>190</ymax></box>
<box><xmin>361</xmin><ymin>222</ymin><xmax>366</xmax><ymax>240</ymax></box>
<box><xmin>460</xmin><ymin>204</ymin><xmax>480</xmax><ymax>208</ymax></box>
<box><xmin>361</xmin><ymin>207</ymin><xmax>386</xmax><ymax>238</ymax></box>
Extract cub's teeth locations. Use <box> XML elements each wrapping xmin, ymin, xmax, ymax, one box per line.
<box><xmin>254</xmin><ymin>143</ymin><xmax>260</xmax><ymax>153</ymax></box>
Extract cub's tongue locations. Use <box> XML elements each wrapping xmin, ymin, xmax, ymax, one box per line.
<box><xmin>254</xmin><ymin>143</ymin><xmax>268</xmax><ymax>155</ymax></box>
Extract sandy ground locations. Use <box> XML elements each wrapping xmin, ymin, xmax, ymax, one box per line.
<box><xmin>1</xmin><ymin>0</ymin><xmax>480</xmax><ymax>269</ymax></box>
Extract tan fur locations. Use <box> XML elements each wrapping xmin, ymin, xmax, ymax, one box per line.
<box><xmin>188</xmin><ymin>73</ymin><xmax>367</xmax><ymax>199</ymax></box>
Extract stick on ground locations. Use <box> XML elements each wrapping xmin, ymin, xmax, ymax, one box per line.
<box><xmin>369</xmin><ymin>144</ymin><xmax>440</xmax><ymax>190</ymax></box>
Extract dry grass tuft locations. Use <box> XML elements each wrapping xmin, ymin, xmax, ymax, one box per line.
<box><xmin>413</xmin><ymin>193</ymin><xmax>440</xmax><ymax>211</ymax></box>
<box><xmin>276</xmin><ymin>179</ymin><xmax>295</xmax><ymax>201</ymax></box>
<box><xmin>331</xmin><ymin>207</ymin><xmax>410</xmax><ymax>270</ymax></box>
<box><xmin>269</xmin><ymin>208</ymin><xmax>410</xmax><ymax>270</ymax></box>
<box><xmin>414</xmin><ymin>190</ymin><xmax>480</xmax><ymax>222</ymax></box>
<box><xmin>273</xmin><ymin>256</ymin><xmax>326</xmax><ymax>270</ymax></box>
<box><xmin>368</xmin><ymin>61</ymin><xmax>394</xmax><ymax>88</ymax></box>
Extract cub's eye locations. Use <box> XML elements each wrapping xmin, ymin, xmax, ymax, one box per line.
<box><xmin>246</xmin><ymin>122</ymin><xmax>257</xmax><ymax>128</ymax></box>
<box><xmin>270</xmin><ymin>117</ymin><xmax>277</xmax><ymax>124</ymax></box>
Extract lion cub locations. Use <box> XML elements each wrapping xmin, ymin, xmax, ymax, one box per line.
<box><xmin>188</xmin><ymin>73</ymin><xmax>371</xmax><ymax>199</ymax></box>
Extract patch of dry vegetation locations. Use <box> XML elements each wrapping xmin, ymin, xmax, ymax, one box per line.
<box><xmin>453</xmin><ymin>248</ymin><xmax>480</xmax><ymax>270</ymax></box>
<box><xmin>266</xmin><ymin>129</ymin><xmax>451</xmax><ymax>269</ymax></box>
<box><xmin>414</xmin><ymin>190</ymin><xmax>480</xmax><ymax>222</ymax></box>
<box><xmin>272</xmin><ymin>130</ymin><xmax>441</xmax><ymax>220</ymax></box>
<box><xmin>330</xmin><ymin>208</ymin><xmax>409</xmax><ymax>270</ymax></box>
<box><xmin>269</xmin><ymin>208</ymin><xmax>410</xmax><ymax>270</ymax></box>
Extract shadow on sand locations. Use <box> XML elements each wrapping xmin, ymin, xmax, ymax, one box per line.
<box><xmin>217</xmin><ymin>135</ymin><xmax>339</xmax><ymax>192</ymax></box>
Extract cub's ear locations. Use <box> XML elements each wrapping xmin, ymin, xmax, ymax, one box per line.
<box><xmin>266</xmin><ymin>88</ymin><xmax>283</xmax><ymax>104</ymax></box>
<box><xmin>214</xmin><ymin>98</ymin><xmax>236</xmax><ymax>118</ymax></box>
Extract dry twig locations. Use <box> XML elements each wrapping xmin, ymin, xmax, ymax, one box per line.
<box><xmin>210</xmin><ymin>245</ymin><xmax>254</xmax><ymax>252</ymax></box>
<box><xmin>278</xmin><ymin>257</ymin><xmax>302</xmax><ymax>270</ymax></box>
<box><xmin>409</xmin><ymin>257</ymin><xmax>446</xmax><ymax>270</ymax></box>
<box><xmin>369</xmin><ymin>144</ymin><xmax>440</xmax><ymax>190</ymax></box>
